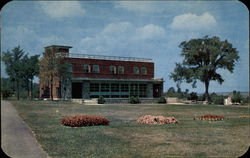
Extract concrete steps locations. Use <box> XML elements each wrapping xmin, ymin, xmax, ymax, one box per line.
<box><xmin>71</xmin><ymin>99</ymin><xmax>98</xmax><ymax>105</ymax></box>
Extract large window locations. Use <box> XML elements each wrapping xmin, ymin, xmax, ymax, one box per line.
<box><xmin>118</xmin><ymin>66</ymin><xmax>124</xmax><ymax>74</ymax></box>
<box><xmin>90</xmin><ymin>83</ymin><xmax>99</xmax><ymax>92</ymax></box>
<box><xmin>130</xmin><ymin>84</ymin><xmax>138</xmax><ymax>97</ymax></box>
<box><xmin>111</xmin><ymin>84</ymin><xmax>119</xmax><ymax>92</ymax></box>
<box><xmin>92</xmin><ymin>65</ymin><xmax>100</xmax><ymax>73</ymax></box>
<box><xmin>101</xmin><ymin>83</ymin><xmax>110</xmax><ymax>92</ymax></box>
<box><xmin>139</xmin><ymin>84</ymin><xmax>147</xmax><ymax>97</ymax></box>
<box><xmin>141</xmin><ymin>67</ymin><xmax>147</xmax><ymax>75</ymax></box>
<box><xmin>110</xmin><ymin>65</ymin><xmax>116</xmax><ymax>74</ymax></box>
<box><xmin>121</xmin><ymin>84</ymin><xmax>129</xmax><ymax>92</ymax></box>
<box><xmin>133</xmin><ymin>67</ymin><xmax>139</xmax><ymax>74</ymax></box>
<box><xmin>67</xmin><ymin>64</ymin><xmax>73</xmax><ymax>73</ymax></box>
<box><xmin>83</xmin><ymin>64</ymin><xmax>91</xmax><ymax>73</ymax></box>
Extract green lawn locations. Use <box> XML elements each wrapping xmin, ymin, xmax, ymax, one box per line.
<box><xmin>11</xmin><ymin>101</ymin><xmax>249</xmax><ymax>158</ymax></box>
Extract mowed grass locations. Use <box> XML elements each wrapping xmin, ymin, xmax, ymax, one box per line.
<box><xmin>11</xmin><ymin>101</ymin><xmax>249</xmax><ymax>158</ymax></box>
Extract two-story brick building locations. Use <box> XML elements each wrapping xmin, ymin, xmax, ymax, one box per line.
<box><xmin>39</xmin><ymin>45</ymin><xmax>164</xmax><ymax>100</ymax></box>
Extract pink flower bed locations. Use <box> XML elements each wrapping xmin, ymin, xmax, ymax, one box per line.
<box><xmin>194</xmin><ymin>114</ymin><xmax>225</xmax><ymax>121</ymax></box>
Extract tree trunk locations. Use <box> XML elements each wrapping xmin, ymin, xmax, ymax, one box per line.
<box><xmin>50</xmin><ymin>78</ymin><xmax>53</xmax><ymax>101</ymax></box>
<box><xmin>204</xmin><ymin>81</ymin><xmax>210</xmax><ymax>102</ymax></box>
<box><xmin>17</xmin><ymin>80</ymin><xmax>20</xmax><ymax>100</ymax></box>
<box><xmin>30</xmin><ymin>79</ymin><xmax>33</xmax><ymax>100</ymax></box>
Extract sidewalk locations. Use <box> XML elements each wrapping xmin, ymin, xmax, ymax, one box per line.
<box><xmin>1</xmin><ymin>100</ymin><xmax>49</xmax><ymax>158</ymax></box>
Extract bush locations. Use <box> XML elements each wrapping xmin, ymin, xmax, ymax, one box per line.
<box><xmin>187</xmin><ymin>92</ymin><xmax>198</xmax><ymax>101</ymax></box>
<box><xmin>98</xmin><ymin>96</ymin><xmax>105</xmax><ymax>104</ymax></box>
<box><xmin>129</xmin><ymin>96</ymin><xmax>141</xmax><ymax>104</ymax></box>
<box><xmin>61</xmin><ymin>115</ymin><xmax>110</xmax><ymax>127</ymax></box>
<box><xmin>158</xmin><ymin>97</ymin><xmax>166</xmax><ymax>104</ymax></box>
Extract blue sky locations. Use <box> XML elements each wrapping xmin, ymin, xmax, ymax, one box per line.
<box><xmin>1</xmin><ymin>1</ymin><xmax>249</xmax><ymax>93</ymax></box>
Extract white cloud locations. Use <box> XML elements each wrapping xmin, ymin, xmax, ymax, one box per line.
<box><xmin>170</xmin><ymin>12</ymin><xmax>216</xmax><ymax>30</ymax></box>
<box><xmin>114</xmin><ymin>1</ymin><xmax>160</xmax><ymax>13</ymax></box>
<box><xmin>101</xmin><ymin>22</ymin><xmax>134</xmax><ymax>37</ymax></box>
<box><xmin>135</xmin><ymin>24</ymin><xmax>165</xmax><ymax>40</ymax></box>
<box><xmin>38</xmin><ymin>1</ymin><xmax>85</xmax><ymax>18</ymax></box>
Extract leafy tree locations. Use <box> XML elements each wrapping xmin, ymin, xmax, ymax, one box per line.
<box><xmin>1</xmin><ymin>46</ymin><xmax>27</xmax><ymax>100</ymax></box>
<box><xmin>39</xmin><ymin>50</ymin><xmax>71</xmax><ymax>100</ymax></box>
<box><xmin>231</xmin><ymin>91</ymin><xmax>243</xmax><ymax>104</ymax></box>
<box><xmin>21</xmin><ymin>55</ymin><xmax>40</xmax><ymax>99</ymax></box>
<box><xmin>187</xmin><ymin>92</ymin><xmax>198</xmax><ymax>101</ymax></box>
<box><xmin>170</xmin><ymin>36</ymin><xmax>239</xmax><ymax>101</ymax></box>
<box><xmin>1</xmin><ymin>78</ymin><xmax>14</xmax><ymax>99</ymax></box>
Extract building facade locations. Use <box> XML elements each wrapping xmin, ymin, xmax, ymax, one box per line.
<box><xmin>39</xmin><ymin>45</ymin><xmax>164</xmax><ymax>100</ymax></box>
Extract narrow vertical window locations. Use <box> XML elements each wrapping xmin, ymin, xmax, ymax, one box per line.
<box><xmin>118</xmin><ymin>66</ymin><xmax>124</xmax><ymax>74</ymax></box>
<box><xmin>92</xmin><ymin>65</ymin><xmax>100</xmax><ymax>73</ymax></box>
<box><xmin>83</xmin><ymin>64</ymin><xmax>91</xmax><ymax>73</ymax></box>
<box><xmin>141</xmin><ymin>67</ymin><xmax>147</xmax><ymax>75</ymax></box>
<box><xmin>110</xmin><ymin>65</ymin><xmax>116</xmax><ymax>74</ymax></box>
<box><xmin>133</xmin><ymin>66</ymin><xmax>139</xmax><ymax>74</ymax></box>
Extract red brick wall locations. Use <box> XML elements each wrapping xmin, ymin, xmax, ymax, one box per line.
<box><xmin>64</xmin><ymin>58</ymin><xmax>154</xmax><ymax>79</ymax></box>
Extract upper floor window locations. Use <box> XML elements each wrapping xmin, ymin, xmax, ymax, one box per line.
<box><xmin>141</xmin><ymin>67</ymin><xmax>147</xmax><ymax>75</ymax></box>
<box><xmin>92</xmin><ymin>65</ymin><xmax>100</xmax><ymax>73</ymax></box>
<box><xmin>133</xmin><ymin>66</ymin><xmax>139</xmax><ymax>74</ymax></box>
<box><xmin>83</xmin><ymin>64</ymin><xmax>91</xmax><ymax>73</ymax></box>
<box><xmin>110</xmin><ymin>65</ymin><xmax>116</xmax><ymax>74</ymax></box>
<box><xmin>67</xmin><ymin>64</ymin><xmax>73</xmax><ymax>73</ymax></box>
<box><xmin>118</xmin><ymin>66</ymin><xmax>124</xmax><ymax>74</ymax></box>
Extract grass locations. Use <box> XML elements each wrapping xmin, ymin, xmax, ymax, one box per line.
<box><xmin>10</xmin><ymin>100</ymin><xmax>250</xmax><ymax>158</ymax></box>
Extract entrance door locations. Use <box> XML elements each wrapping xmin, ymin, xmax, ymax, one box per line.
<box><xmin>72</xmin><ymin>83</ymin><xmax>82</xmax><ymax>98</ymax></box>
<box><xmin>153</xmin><ymin>84</ymin><xmax>162</xmax><ymax>98</ymax></box>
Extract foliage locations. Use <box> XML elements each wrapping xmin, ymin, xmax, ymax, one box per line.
<box><xmin>1</xmin><ymin>78</ymin><xmax>14</xmax><ymax>98</ymax></box>
<box><xmin>170</xmin><ymin>36</ymin><xmax>239</xmax><ymax>101</ymax></box>
<box><xmin>98</xmin><ymin>96</ymin><xmax>106</xmax><ymax>104</ymax></box>
<box><xmin>61</xmin><ymin>115</ymin><xmax>110</xmax><ymax>127</ymax></box>
<box><xmin>231</xmin><ymin>91</ymin><xmax>243</xmax><ymax>104</ymax></box>
<box><xmin>39</xmin><ymin>50</ymin><xmax>71</xmax><ymax>100</ymax></box>
<box><xmin>1</xmin><ymin>46</ymin><xmax>40</xmax><ymax>100</ymax></box>
<box><xmin>129</xmin><ymin>96</ymin><xmax>141</xmax><ymax>104</ymax></box>
<box><xmin>187</xmin><ymin>92</ymin><xmax>198</xmax><ymax>101</ymax></box>
<box><xmin>158</xmin><ymin>97</ymin><xmax>167</xmax><ymax>103</ymax></box>
<box><xmin>209</xmin><ymin>93</ymin><xmax>225</xmax><ymax>105</ymax></box>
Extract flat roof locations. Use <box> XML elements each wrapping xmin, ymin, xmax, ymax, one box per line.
<box><xmin>57</xmin><ymin>53</ymin><xmax>153</xmax><ymax>62</ymax></box>
<box><xmin>44</xmin><ymin>45</ymin><xmax>72</xmax><ymax>49</ymax></box>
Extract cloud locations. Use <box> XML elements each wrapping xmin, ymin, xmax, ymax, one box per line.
<box><xmin>114</xmin><ymin>1</ymin><xmax>161</xmax><ymax>13</ymax></box>
<box><xmin>38</xmin><ymin>1</ymin><xmax>85</xmax><ymax>18</ymax></box>
<box><xmin>170</xmin><ymin>12</ymin><xmax>216</xmax><ymax>30</ymax></box>
<box><xmin>101</xmin><ymin>22</ymin><xmax>134</xmax><ymax>37</ymax></box>
<box><xmin>135</xmin><ymin>24</ymin><xmax>165</xmax><ymax>40</ymax></box>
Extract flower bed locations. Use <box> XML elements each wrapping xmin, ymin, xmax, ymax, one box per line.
<box><xmin>61</xmin><ymin>115</ymin><xmax>110</xmax><ymax>127</ymax></box>
<box><xmin>136</xmin><ymin>115</ymin><xmax>179</xmax><ymax>125</ymax></box>
<box><xmin>194</xmin><ymin>114</ymin><xmax>225</xmax><ymax>121</ymax></box>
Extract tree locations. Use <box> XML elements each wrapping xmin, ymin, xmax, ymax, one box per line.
<box><xmin>39</xmin><ymin>50</ymin><xmax>71</xmax><ymax>100</ymax></box>
<box><xmin>21</xmin><ymin>55</ymin><xmax>40</xmax><ymax>99</ymax></box>
<box><xmin>231</xmin><ymin>91</ymin><xmax>243</xmax><ymax>104</ymax></box>
<box><xmin>1</xmin><ymin>46</ymin><xmax>27</xmax><ymax>100</ymax></box>
<box><xmin>1</xmin><ymin>78</ymin><xmax>14</xmax><ymax>99</ymax></box>
<box><xmin>170</xmin><ymin>36</ymin><xmax>239</xmax><ymax>101</ymax></box>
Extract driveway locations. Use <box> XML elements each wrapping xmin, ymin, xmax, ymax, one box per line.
<box><xmin>1</xmin><ymin>100</ymin><xmax>49</xmax><ymax>158</ymax></box>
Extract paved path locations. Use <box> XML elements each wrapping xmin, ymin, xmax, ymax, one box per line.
<box><xmin>1</xmin><ymin>100</ymin><xmax>49</xmax><ymax>158</ymax></box>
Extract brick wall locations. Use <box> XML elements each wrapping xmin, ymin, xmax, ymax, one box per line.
<box><xmin>64</xmin><ymin>58</ymin><xmax>154</xmax><ymax>79</ymax></box>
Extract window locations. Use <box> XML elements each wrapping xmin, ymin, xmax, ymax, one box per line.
<box><xmin>111</xmin><ymin>84</ymin><xmax>119</xmax><ymax>92</ymax></box>
<box><xmin>92</xmin><ymin>65</ymin><xmax>100</xmax><ymax>73</ymax></box>
<box><xmin>67</xmin><ymin>64</ymin><xmax>73</xmax><ymax>73</ymax></box>
<box><xmin>139</xmin><ymin>84</ymin><xmax>147</xmax><ymax>97</ymax></box>
<box><xmin>101</xmin><ymin>83</ymin><xmax>110</xmax><ymax>92</ymax></box>
<box><xmin>133</xmin><ymin>67</ymin><xmax>139</xmax><ymax>74</ymax></box>
<box><xmin>90</xmin><ymin>83</ymin><xmax>99</xmax><ymax>92</ymax></box>
<box><xmin>141</xmin><ymin>67</ymin><xmax>147</xmax><ymax>75</ymax></box>
<box><xmin>130</xmin><ymin>84</ymin><xmax>138</xmax><ymax>97</ymax></box>
<box><xmin>118</xmin><ymin>66</ymin><xmax>124</xmax><ymax>74</ymax></box>
<box><xmin>83</xmin><ymin>64</ymin><xmax>91</xmax><ymax>73</ymax></box>
<box><xmin>121</xmin><ymin>84</ymin><xmax>129</xmax><ymax>92</ymax></box>
<box><xmin>110</xmin><ymin>65</ymin><xmax>116</xmax><ymax>74</ymax></box>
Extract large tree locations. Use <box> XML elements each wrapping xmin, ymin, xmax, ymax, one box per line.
<box><xmin>170</xmin><ymin>36</ymin><xmax>239</xmax><ymax>101</ymax></box>
<box><xmin>1</xmin><ymin>46</ymin><xmax>26</xmax><ymax>100</ymax></box>
<box><xmin>39</xmin><ymin>50</ymin><xmax>71</xmax><ymax>100</ymax></box>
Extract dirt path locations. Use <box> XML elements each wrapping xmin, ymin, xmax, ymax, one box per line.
<box><xmin>1</xmin><ymin>100</ymin><xmax>49</xmax><ymax>158</ymax></box>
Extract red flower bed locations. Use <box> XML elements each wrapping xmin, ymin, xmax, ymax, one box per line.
<box><xmin>61</xmin><ymin>115</ymin><xmax>110</xmax><ymax>127</ymax></box>
<box><xmin>194</xmin><ymin>114</ymin><xmax>225</xmax><ymax>121</ymax></box>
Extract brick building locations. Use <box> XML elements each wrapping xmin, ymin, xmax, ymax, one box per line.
<box><xmin>39</xmin><ymin>45</ymin><xmax>164</xmax><ymax>100</ymax></box>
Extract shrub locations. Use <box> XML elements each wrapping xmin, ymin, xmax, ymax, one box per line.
<box><xmin>158</xmin><ymin>97</ymin><xmax>166</xmax><ymax>104</ymax></box>
<box><xmin>61</xmin><ymin>115</ymin><xmax>110</xmax><ymax>127</ymax></box>
<box><xmin>129</xmin><ymin>96</ymin><xmax>141</xmax><ymax>104</ymax></box>
<box><xmin>98</xmin><ymin>96</ymin><xmax>105</xmax><ymax>104</ymax></box>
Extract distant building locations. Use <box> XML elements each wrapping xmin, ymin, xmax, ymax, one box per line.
<box><xmin>39</xmin><ymin>45</ymin><xmax>164</xmax><ymax>100</ymax></box>
<box><xmin>224</xmin><ymin>96</ymin><xmax>232</xmax><ymax>105</ymax></box>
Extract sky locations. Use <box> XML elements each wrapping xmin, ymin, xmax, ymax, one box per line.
<box><xmin>1</xmin><ymin>0</ymin><xmax>249</xmax><ymax>93</ymax></box>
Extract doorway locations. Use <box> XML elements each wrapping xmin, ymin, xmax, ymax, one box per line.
<box><xmin>72</xmin><ymin>82</ymin><xmax>82</xmax><ymax>98</ymax></box>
